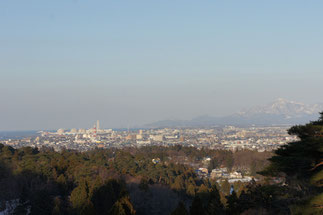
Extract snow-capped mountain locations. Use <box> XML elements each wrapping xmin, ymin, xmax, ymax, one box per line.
<box><xmin>145</xmin><ymin>99</ymin><xmax>323</xmax><ymax>128</ymax></box>
<box><xmin>238</xmin><ymin>98</ymin><xmax>323</xmax><ymax>118</ymax></box>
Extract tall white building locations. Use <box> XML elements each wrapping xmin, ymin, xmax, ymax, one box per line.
<box><xmin>97</xmin><ymin>120</ymin><xmax>100</xmax><ymax>131</ymax></box>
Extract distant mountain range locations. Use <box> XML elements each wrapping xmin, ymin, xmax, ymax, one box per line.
<box><xmin>145</xmin><ymin>98</ymin><xmax>323</xmax><ymax>128</ymax></box>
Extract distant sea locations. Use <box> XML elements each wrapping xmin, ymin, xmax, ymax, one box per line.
<box><xmin>0</xmin><ymin>128</ymin><xmax>144</xmax><ymax>140</ymax></box>
<box><xmin>0</xmin><ymin>130</ymin><xmax>39</xmax><ymax>140</ymax></box>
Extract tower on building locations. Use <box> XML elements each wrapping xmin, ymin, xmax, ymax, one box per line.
<box><xmin>97</xmin><ymin>120</ymin><xmax>100</xmax><ymax>131</ymax></box>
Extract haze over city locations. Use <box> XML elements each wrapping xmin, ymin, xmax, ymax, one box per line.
<box><xmin>1</xmin><ymin>0</ymin><xmax>323</xmax><ymax>130</ymax></box>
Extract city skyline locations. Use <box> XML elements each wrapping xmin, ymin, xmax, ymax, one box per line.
<box><xmin>1</xmin><ymin>1</ymin><xmax>323</xmax><ymax>130</ymax></box>
<box><xmin>1</xmin><ymin>98</ymin><xmax>322</xmax><ymax>131</ymax></box>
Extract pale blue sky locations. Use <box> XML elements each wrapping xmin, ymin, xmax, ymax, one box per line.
<box><xmin>1</xmin><ymin>0</ymin><xmax>323</xmax><ymax>130</ymax></box>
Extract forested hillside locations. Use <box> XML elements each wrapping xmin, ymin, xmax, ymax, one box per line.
<box><xmin>0</xmin><ymin>113</ymin><xmax>322</xmax><ymax>214</ymax></box>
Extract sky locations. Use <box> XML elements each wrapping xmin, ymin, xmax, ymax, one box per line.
<box><xmin>1</xmin><ymin>0</ymin><xmax>323</xmax><ymax>130</ymax></box>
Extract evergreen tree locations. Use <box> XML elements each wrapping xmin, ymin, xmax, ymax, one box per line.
<box><xmin>225</xmin><ymin>191</ymin><xmax>239</xmax><ymax>215</ymax></box>
<box><xmin>109</xmin><ymin>201</ymin><xmax>126</xmax><ymax>215</ymax></box>
<box><xmin>91</xmin><ymin>179</ymin><xmax>128</xmax><ymax>215</ymax></box>
<box><xmin>109</xmin><ymin>196</ymin><xmax>135</xmax><ymax>215</ymax></box>
<box><xmin>172</xmin><ymin>176</ymin><xmax>185</xmax><ymax>191</ymax></box>
<box><xmin>29</xmin><ymin>190</ymin><xmax>53</xmax><ymax>215</ymax></box>
<box><xmin>138</xmin><ymin>177</ymin><xmax>149</xmax><ymax>192</ymax></box>
<box><xmin>171</xmin><ymin>201</ymin><xmax>188</xmax><ymax>215</ymax></box>
<box><xmin>206</xmin><ymin>185</ymin><xmax>224</xmax><ymax>215</ymax></box>
<box><xmin>197</xmin><ymin>184</ymin><xmax>209</xmax><ymax>204</ymax></box>
<box><xmin>261</xmin><ymin>112</ymin><xmax>323</xmax><ymax>183</ymax></box>
<box><xmin>70</xmin><ymin>179</ymin><xmax>93</xmax><ymax>214</ymax></box>
<box><xmin>52</xmin><ymin>197</ymin><xmax>62</xmax><ymax>215</ymax></box>
<box><xmin>220</xmin><ymin>179</ymin><xmax>230</xmax><ymax>196</ymax></box>
<box><xmin>186</xmin><ymin>183</ymin><xmax>196</xmax><ymax>196</ymax></box>
<box><xmin>190</xmin><ymin>196</ymin><xmax>205</xmax><ymax>215</ymax></box>
<box><xmin>260</xmin><ymin>112</ymin><xmax>323</xmax><ymax>214</ymax></box>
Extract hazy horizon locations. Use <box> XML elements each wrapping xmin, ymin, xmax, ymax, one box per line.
<box><xmin>1</xmin><ymin>1</ymin><xmax>323</xmax><ymax>130</ymax></box>
<box><xmin>0</xmin><ymin>97</ymin><xmax>321</xmax><ymax>131</ymax></box>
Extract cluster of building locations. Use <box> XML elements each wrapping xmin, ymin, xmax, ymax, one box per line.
<box><xmin>1</xmin><ymin>121</ymin><xmax>298</xmax><ymax>152</ymax></box>
<box><xmin>195</xmin><ymin>165</ymin><xmax>253</xmax><ymax>182</ymax></box>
